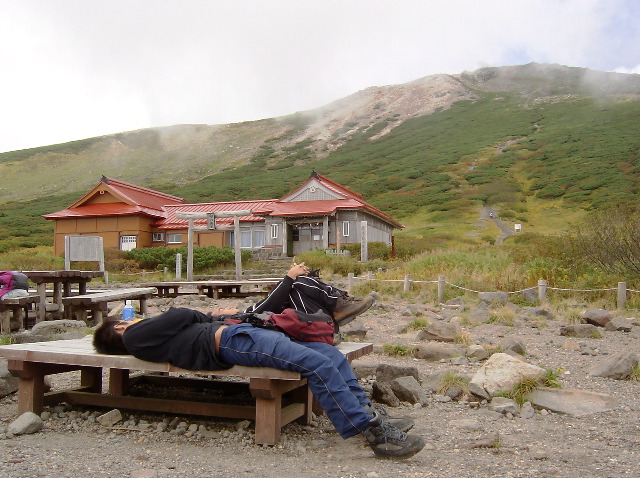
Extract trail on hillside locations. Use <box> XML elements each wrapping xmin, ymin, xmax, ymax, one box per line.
<box><xmin>482</xmin><ymin>207</ymin><xmax>516</xmax><ymax>245</ymax></box>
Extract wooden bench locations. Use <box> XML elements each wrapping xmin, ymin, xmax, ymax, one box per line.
<box><xmin>0</xmin><ymin>295</ymin><xmax>41</xmax><ymax>332</ymax></box>
<box><xmin>0</xmin><ymin>338</ymin><xmax>373</xmax><ymax>445</ymax></box>
<box><xmin>143</xmin><ymin>280</ymin><xmax>278</xmax><ymax>299</ymax></box>
<box><xmin>62</xmin><ymin>287</ymin><xmax>157</xmax><ymax>324</ymax></box>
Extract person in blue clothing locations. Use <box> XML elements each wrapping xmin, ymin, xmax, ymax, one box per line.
<box><xmin>93</xmin><ymin>264</ymin><xmax>423</xmax><ymax>459</ymax></box>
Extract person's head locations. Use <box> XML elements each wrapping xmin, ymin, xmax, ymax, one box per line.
<box><xmin>93</xmin><ymin>319</ymin><xmax>132</xmax><ymax>354</ymax></box>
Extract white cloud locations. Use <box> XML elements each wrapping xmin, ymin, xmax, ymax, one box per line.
<box><xmin>1</xmin><ymin>0</ymin><xmax>639</xmax><ymax>153</ymax></box>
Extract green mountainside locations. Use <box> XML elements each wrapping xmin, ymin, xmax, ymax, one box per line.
<box><xmin>1</xmin><ymin>63</ymin><xmax>639</xmax><ymax>253</ymax></box>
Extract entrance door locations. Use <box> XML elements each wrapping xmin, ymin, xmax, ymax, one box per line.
<box><xmin>292</xmin><ymin>224</ymin><xmax>323</xmax><ymax>255</ymax></box>
<box><xmin>120</xmin><ymin>235</ymin><xmax>137</xmax><ymax>251</ymax></box>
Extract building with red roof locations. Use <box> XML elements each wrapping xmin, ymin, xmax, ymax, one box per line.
<box><xmin>44</xmin><ymin>172</ymin><xmax>403</xmax><ymax>257</ymax></box>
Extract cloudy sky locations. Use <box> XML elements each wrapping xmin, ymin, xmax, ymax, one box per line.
<box><xmin>1</xmin><ymin>0</ymin><xmax>639</xmax><ymax>153</ymax></box>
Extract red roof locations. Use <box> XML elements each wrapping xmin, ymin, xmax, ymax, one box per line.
<box><xmin>44</xmin><ymin>177</ymin><xmax>185</xmax><ymax>220</ymax></box>
<box><xmin>157</xmin><ymin>200</ymin><xmax>277</xmax><ymax>230</ymax></box>
<box><xmin>43</xmin><ymin>202</ymin><xmax>167</xmax><ymax>219</ymax></box>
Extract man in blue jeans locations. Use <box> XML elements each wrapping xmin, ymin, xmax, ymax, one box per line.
<box><xmin>93</xmin><ymin>269</ymin><xmax>424</xmax><ymax>458</ymax></box>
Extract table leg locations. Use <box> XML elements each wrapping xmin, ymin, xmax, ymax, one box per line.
<box><xmin>36</xmin><ymin>283</ymin><xmax>46</xmax><ymax>323</ymax></box>
<box><xmin>250</xmin><ymin>378</ymin><xmax>283</xmax><ymax>445</ymax></box>
<box><xmin>54</xmin><ymin>282</ymin><xmax>64</xmax><ymax>320</ymax></box>
<box><xmin>80</xmin><ymin>367</ymin><xmax>103</xmax><ymax>393</ymax></box>
<box><xmin>8</xmin><ymin>361</ymin><xmax>46</xmax><ymax>415</ymax></box>
<box><xmin>109</xmin><ymin>368</ymin><xmax>130</xmax><ymax>395</ymax></box>
<box><xmin>139</xmin><ymin>298</ymin><xmax>148</xmax><ymax>316</ymax></box>
<box><xmin>0</xmin><ymin>309</ymin><xmax>10</xmax><ymax>333</ymax></box>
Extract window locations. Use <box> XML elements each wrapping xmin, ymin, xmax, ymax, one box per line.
<box><xmin>240</xmin><ymin>230</ymin><xmax>252</xmax><ymax>248</ymax></box>
<box><xmin>270</xmin><ymin>224</ymin><xmax>279</xmax><ymax>239</ymax></box>
<box><xmin>253</xmin><ymin>230</ymin><xmax>265</xmax><ymax>248</ymax></box>
<box><xmin>342</xmin><ymin>221</ymin><xmax>350</xmax><ymax>237</ymax></box>
<box><xmin>152</xmin><ymin>232</ymin><xmax>165</xmax><ymax>242</ymax></box>
<box><xmin>167</xmin><ymin>234</ymin><xmax>182</xmax><ymax>244</ymax></box>
<box><xmin>120</xmin><ymin>235</ymin><xmax>137</xmax><ymax>251</ymax></box>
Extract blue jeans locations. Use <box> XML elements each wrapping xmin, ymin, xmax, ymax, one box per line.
<box><xmin>218</xmin><ymin>323</ymin><xmax>373</xmax><ymax>438</ymax></box>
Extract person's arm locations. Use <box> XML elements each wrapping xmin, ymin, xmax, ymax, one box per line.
<box><xmin>245</xmin><ymin>262</ymin><xmax>309</xmax><ymax>313</ymax></box>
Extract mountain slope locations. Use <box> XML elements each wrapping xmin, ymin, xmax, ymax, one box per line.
<box><xmin>1</xmin><ymin>63</ymin><xmax>639</xmax><ymax>252</ymax></box>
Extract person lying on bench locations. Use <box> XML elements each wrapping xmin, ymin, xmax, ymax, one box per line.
<box><xmin>214</xmin><ymin>262</ymin><xmax>414</xmax><ymax>433</ymax></box>
<box><xmin>93</xmin><ymin>306</ymin><xmax>425</xmax><ymax>459</ymax></box>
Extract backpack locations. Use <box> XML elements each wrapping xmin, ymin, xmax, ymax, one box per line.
<box><xmin>220</xmin><ymin>308</ymin><xmax>336</xmax><ymax>344</ymax></box>
<box><xmin>266</xmin><ymin>308</ymin><xmax>336</xmax><ymax>344</ymax></box>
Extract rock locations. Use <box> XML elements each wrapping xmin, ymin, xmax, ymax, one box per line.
<box><xmin>97</xmin><ymin>409</ymin><xmax>123</xmax><ymax>427</ymax></box>
<box><xmin>462</xmin><ymin>431</ymin><xmax>501</xmax><ymax>449</ymax></box>
<box><xmin>604</xmin><ymin>317</ymin><xmax>633</xmax><ymax>332</ymax></box>
<box><xmin>342</xmin><ymin>326</ymin><xmax>367</xmax><ymax>339</ymax></box>
<box><xmin>589</xmin><ymin>351</ymin><xmax>639</xmax><ymax>379</ymax></box>
<box><xmin>466</xmin><ymin>345</ymin><xmax>490</xmax><ymax>362</ymax></box>
<box><xmin>583</xmin><ymin>309</ymin><xmax>612</xmax><ymax>327</ymax></box>
<box><xmin>478</xmin><ymin>291</ymin><xmax>509</xmax><ymax>304</ymax></box>
<box><xmin>8</xmin><ymin>411</ymin><xmax>44</xmax><ymax>435</ymax></box>
<box><xmin>523</xmin><ymin>307</ymin><xmax>554</xmax><ymax>319</ymax></box>
<box><xmin>390</xmin><ymin>376</ymin><xmax>428</xmax><ymax>405</ymax></box>
<box><xmin>30</xmin><ymin>319</ymin><xmax>88</xmax><ymax>336</ymax></box>
<box><xmin>488</xmin><ymin>397</ymin><xmax>520</xmax><ymax>415</ymax></box>
<box><xmin>501</xmin><ymin>338</ymin><xmax>526</xmax><ymax>355</ymax></box>
<box><xmin>559</xmin><ymin>324</ymin><xmax>600</xmax><ymax>338</ymax></box>
<box><xmin>414</xmin><ymin>343</ymin><xmax>463</xmax><ymax>361</ymax></box>
<box><xmin>520</xmin><ymin>401</ymin><xmax>535</xmax><ymax>418</ymax></box>
<box><xmin>528</xmin><ymin>387</ymin><xmax>620</xmax><ymax>416</ymax></box>
<box><xmin>0</xmin><ymin>358</ymin><xmax>19</xmax><ymax>398</ymax></box>
<box><xmin>352</xmin><ymin>364</ymin><xmax>378</xmax><ymax>380</ymax></box>
<box><xmin>375</xmin><ymin>364</ymin><xmax>419</xmax><ymax>383</ymax></box>
<box><xmin>522</xmin><ymin>288</ymin><xmax>538</xmax><ymax>303</ymax></box>
<box><xmin>371</xmin><ymin>381</ymin><xmax>401</xmax><ymax>407</ymax></box>
<box><xmin>469</xmin><ymin>353</ymin><xmax>546</xmax><ymax>398</ymax></box>
<box><xmin>416</xmin><ymin>321</ymin><xmax>459</xmax><ymax>342</ymax></box>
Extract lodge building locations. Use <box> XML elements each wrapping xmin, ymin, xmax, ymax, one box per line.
<box><xmin>44</xmin><ymin>172</ymin><xmax>403</xmax><ymax>257</ymax></box>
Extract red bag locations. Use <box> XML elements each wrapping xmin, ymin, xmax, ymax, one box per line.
<box><xmin>267</xmin><ymin>308</ymin><xmax>336</xmax><ymax>344</ymax></box>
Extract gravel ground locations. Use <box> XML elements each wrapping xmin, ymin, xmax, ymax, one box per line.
<box><xmin>2</xmin><ymin>292</ymin><xmax>640</xmax><ymax>478</ymax></box>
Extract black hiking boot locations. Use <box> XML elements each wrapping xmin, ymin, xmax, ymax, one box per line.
<box><xmin>333</xmin><ymin>293</ymin><xmax>375</xmax><ymax>326</ymax></box>
<box><xmin>363</xmin><ymin>414</ymin><xmax>424</xmax><ymax>459</ymax></box>
<box><xmin>365</xmin><ymin>404</ymin><xmax>414</xmax><ymax>432</ymax></box>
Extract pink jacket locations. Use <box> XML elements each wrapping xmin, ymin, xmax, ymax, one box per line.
<box><xmin>0</xmin><ymin>270</ymin><xmax>14</xmax><ymax>298</ymax></box>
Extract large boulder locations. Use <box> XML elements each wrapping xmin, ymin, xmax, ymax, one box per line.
<box><xmin>469</xmin><ymin>353</ymin><xmax>547</xmax><ymax>398</ymax></box>
<box><xmin>583</xmin><ymin>309</ymin><xmax>612</xmax><ymax>327</ymax></box>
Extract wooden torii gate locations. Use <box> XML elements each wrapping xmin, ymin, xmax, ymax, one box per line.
<box><xmin>175</xmin><ymin>210</ymin><xmax>251</xmax><ymax>280</ymax></box>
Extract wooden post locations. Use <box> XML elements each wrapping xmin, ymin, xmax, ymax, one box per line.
<box><xmin>618</xmin><ymin>282</ymin><xmax>627</xmax><ymax>309</ymax></box>
<box><xmin>234</xmin><ymin>216</ymin><xmax>242</xmax><ymax>280</ymax></box>
<box><xmin>347</xmin><ymin>272</ymin><xmax>354</xmax><ymax>293</ymax></box>
<box><xmin>438</xmin><ymin>275</ymin><xmax>445</xmax><ymax>304</ymax></box>
<box><xmin>538</xmin><ymin>279</ymin><xmax>547</xmax><ymax>302</ymax></box>
<box><xmin>336</xmin><ymin>225</ymin><xmax>341</xmax><ymax>253</ymax></box>
<box><xmin>360</xmin><ymin>221</ymin><xmax>368</xmax><ymax>262</ymax></box>
<box><xmin>187</xmin><ymin>218</ymin><xmax>194</xmax><ymax>281</ymax></box>
<box><xmin>403</xmin><ymin>275</ymin><xmax>411</xmax><ymax>293</ymax></box>
<box><xmin>175</xmin><ymin>253</ymin><xmax>182</xmax><ymax>279</ymax></box>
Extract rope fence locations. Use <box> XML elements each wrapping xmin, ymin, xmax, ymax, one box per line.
<box><xmin>346</xmin><ymin>272</ymin><xmax>640</xmax><ymax>309</ymax></box>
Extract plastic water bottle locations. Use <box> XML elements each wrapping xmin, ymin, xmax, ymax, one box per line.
<box><xmin>122</xmin><ymin>300</ymin><xmax>135</xmax><ymax>321</ymax></box>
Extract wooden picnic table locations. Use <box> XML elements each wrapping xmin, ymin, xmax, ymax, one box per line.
<box><xmin>24</xmin><ymin>270</ymin><xmax>105</xmax><ymax>322</ymax></box>
<box><xmin>0</xmin><ymin>338</ymin><xmax>373</xmax><ymax>445</ymax></box>
<box><xmin>142</xmin><ymin>279</ymin><xmax>280</xmax><ymax>299</ymax></box>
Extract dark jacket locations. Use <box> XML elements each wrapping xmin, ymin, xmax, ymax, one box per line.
<box><xmin>122</xmin><ymin>307</ymin><xmax>232</xmax><ymax>371</ymax></box>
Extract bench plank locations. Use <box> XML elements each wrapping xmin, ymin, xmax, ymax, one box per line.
<box><xmin>62</xmin><ymin>287</ymin><xmax>156</xmax><ymax>324</ymax></box>
<box><xmin>0</xmin><ymin>338</ymin><xmax>373</xmax><ymax>445</ymax></box>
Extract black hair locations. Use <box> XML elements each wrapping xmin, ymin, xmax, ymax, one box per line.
<box><xmin>93</xmin><ymin>319</ymin><xmax>129</xmax><ymax>355</ymax></box>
